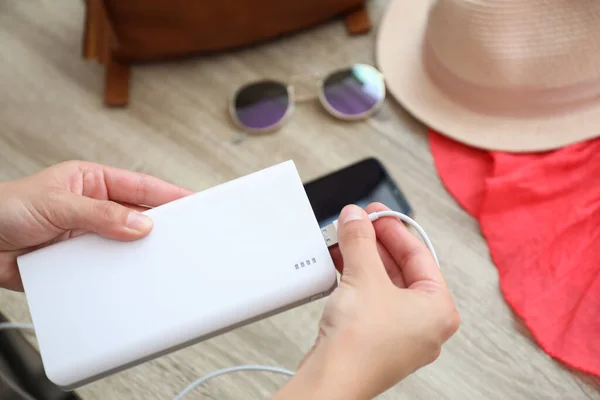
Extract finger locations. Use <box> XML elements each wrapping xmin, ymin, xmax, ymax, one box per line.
<box><xmin>49</xmin><ymin>193</ymin><xmax>154</xmax><ymax>241</ymax></box>
<box><xmin>330</xmin><ymin>241</ymin><xmax>404</xmax><ymax>286</ymax></box>
<box><xmin>336</xmin><ymin>204</ymin><xmax>387</xmax><ymax>284</ymax></box>
<box><xmin>377</xmin><ymin>240</ymin><xmax>406</xmax><ymax>288</ymax></box>
<box><xmin>364</xmin><ymin>203</ymin><xmax>406</xmax><ymax>288</ymax></box>
<box><xmin>115</xmin><ymin>201</ymin><xmax>152</xmax><ymax>213</ymax></box>
<box><xmin>0</xmin><ymin>252</ymin><xmax>25</xmax><ymax>291</ymax></box>
<box><xmin>62</xmin><ymin>204</ymin><xmax>150</xmax><ymax>239</ymax></box>
<box><xmin>368</xmin><ymin>202</ymin><xmax>446</xmax><ymax>290</ymax></box>
<box><xmin>79</xmin><ymin>162</ymin><xmax>194</xmax><ymax>207</ymax></box>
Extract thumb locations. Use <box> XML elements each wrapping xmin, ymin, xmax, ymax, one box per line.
<box><xmin>337</xmin><ymin>204</ymin><xmax>387</xmax><ymax>285</ymax></box>
<box><xmin>52</xmin><ymin>193</ymin><xmax>154</xmax><ymax>241</ymax></box>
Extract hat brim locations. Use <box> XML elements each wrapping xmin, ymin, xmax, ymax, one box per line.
<box><xmin>376</xmin><ymin>0</ymin><xmax>600</xmax><ymax>152</ymax></box>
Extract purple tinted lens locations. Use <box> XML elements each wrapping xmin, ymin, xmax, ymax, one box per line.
<box><xmin>233</xmin><ymin>81</ymin><xmax>290</xmax><ymax>130</ymax></box>
<box><xmin>322</xmin><ymin>65</ymin><xmax>385</xmax><ymax>117</ymax></box>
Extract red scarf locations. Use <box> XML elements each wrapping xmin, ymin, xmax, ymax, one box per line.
<box><xmin>430</xmin><ymin>131</ymin><xmax>600</xmax><ymax>377</ymax></box>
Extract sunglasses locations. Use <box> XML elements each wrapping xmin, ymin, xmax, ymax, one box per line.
<box><xmin>229</xmin><ymin>64</ymin><xmax>386</xmax><ymax>134</ymax></box>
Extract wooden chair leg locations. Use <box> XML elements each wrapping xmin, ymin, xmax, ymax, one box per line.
<box><xmin>104</xmin><ymin>55</ymin><xmax>130</xmax><ymax>107</ymax></box>
<box><xmin>82</xmin><ymin>0</ymin><xmax>106</xmax><ymax>62</ymax></box>
<box><xmin>82</xmin><ymin>0</ymin><xmax>93</xmax><ymax>59</ymax></box>
<box><xmin>344</xmin><ymin>4</ymin><xmax>372</xmax><ymax>35</ymax></box>
<box><xmin>82</xmin><ymin>0</ymin><xmax>131</xmax><ymax>106</ymax></box>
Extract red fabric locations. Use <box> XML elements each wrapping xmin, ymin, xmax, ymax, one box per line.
<box><xmin>429</xmin><ymin>131</ymin><xmax>600</xmax><ymax>377</ymax></box>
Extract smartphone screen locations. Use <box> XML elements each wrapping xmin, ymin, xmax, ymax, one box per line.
<box><xmin>303</xmin><ymin>158</ymin><xmax>413</xmax><ymax>227</ymax></box>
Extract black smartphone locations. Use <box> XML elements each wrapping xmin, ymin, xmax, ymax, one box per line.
<box><xmin>303</xmin><ymin>158</ymin><xmax>413</xmax><ymax>227</ymax></box>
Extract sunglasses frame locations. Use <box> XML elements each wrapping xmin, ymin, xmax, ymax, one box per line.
<box><xmin>229</xmin><ymin>63</ymin><xmax>386</xmax><ymax>135</ymax></box>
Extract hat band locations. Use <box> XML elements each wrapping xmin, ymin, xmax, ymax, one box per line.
<box><xmin>423</xmin><ymin>37</ymin><xmax>600</xmax><ymax>118</ymax></box>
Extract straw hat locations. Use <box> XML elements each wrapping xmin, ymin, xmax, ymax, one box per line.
<box><xmin>376</xmin><ymin>0</ymin><xmax>600</xmax><ymax>152</ymax></box>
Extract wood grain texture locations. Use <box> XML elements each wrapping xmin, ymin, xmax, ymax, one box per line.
<box><xmin>0</xmin><ymin>1</ymin><xmax>598</xmax><ymax>399</ymax></box>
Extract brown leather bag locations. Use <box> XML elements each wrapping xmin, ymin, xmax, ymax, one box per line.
<box><xmin>82</xmin><ymin>0</ymin><xmax>371</xmax><ymax>106</ymax></box>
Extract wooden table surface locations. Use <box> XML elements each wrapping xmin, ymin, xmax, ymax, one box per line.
<box><xmin>0</xmin><ymin>1</ymin><xmax>598</xmax><ymax>399</ymax></box>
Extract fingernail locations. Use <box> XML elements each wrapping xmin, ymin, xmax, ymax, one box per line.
<box><xmin>125</xmin><ymin>212</ymin><xmax>153</xmax><ymax>232</ymax></box>
<box><xmin>339</xmin><ymin>204</ymin><xmax>364</xmax><ymax>224</ymax></box>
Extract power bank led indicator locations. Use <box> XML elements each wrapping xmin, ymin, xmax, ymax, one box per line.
<box><xmin>295</xmin><ymin>257</ymin><xmax>317</xmax><ymax>270</ymax></box>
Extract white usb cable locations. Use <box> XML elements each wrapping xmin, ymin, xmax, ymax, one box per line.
<box><xmin>0</xmin><ymin>211</ymin><xmax>438</xmax><ymax>399</ymax></box>
<box><xmin>321</xmin><ymin>210</ymin><xmax>440</xmax><ymax>268</ymax></box>
<box><xmin>171</xmin><ymin>365</ymin><xmax>295</xmax><ymax>400</ymax></box>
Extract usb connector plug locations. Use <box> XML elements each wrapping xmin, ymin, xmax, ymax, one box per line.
<box><xmin>321</xmin><ymin>221</ymin><xmax>339</xmax><ymax>247</ymax></box>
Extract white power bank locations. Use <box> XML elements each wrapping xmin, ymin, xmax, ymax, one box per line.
<box><xmin>17</xmin><ymin>160</ymin><xmax>338</xmax><ymax>390</ymax></box>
